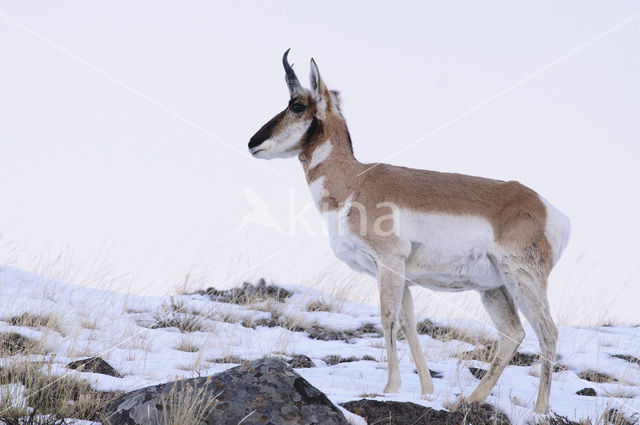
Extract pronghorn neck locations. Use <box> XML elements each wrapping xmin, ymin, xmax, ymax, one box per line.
<box><xmin>299</xmin><ymin>113</ymin><xmax>362</xmax><ymax>211</ymax></box>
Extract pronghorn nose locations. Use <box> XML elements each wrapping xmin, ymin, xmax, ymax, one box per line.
<box><xmin>249</xmin><ymin>110</ymin><xmax>285</xmax><ymax>152</ymax></box>
<box><xmin>248</xmin><ymin>134</ymin><xmax>264</xmax><ymax>150</ymax></box>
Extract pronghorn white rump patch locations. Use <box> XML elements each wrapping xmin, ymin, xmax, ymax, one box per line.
<box><xmin>308</xmin><ymin>140</ymin><xmax>333</xmax><ymax>169</ymax></box>
<box><xmin>539</xmin><ymin>196</ymin><xmax>570</xmax><ymax>264</ymax></box>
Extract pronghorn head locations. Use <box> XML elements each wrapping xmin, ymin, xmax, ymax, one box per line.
<box><xmin>249</xmin><ymin>49</ymin><xmax>338</xmax><ymax>159</ymax></box>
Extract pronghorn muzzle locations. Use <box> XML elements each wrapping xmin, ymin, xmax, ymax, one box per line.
<box><xmin>248</xmin><ymin>110</ymin><xmax>285</xmax><ymax>154</ymax></box>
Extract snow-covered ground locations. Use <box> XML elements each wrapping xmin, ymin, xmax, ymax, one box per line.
<box><xmin>1</xmin><ymin>265</ymin><xmax>639</xmax><ymax>424</ymax></box>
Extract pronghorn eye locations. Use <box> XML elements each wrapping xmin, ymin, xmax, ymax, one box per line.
<box><xmin>290</xmin><ymin>103</ymin><xmax>306</xmax><ymax>113</ymax></box>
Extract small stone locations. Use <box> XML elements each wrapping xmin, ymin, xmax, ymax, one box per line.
<box><xmin>68</xmin><ymin>357</ymin><xmax>122</xmax><ymax>378</ymax></box>
<box><xmin>469</xmin><ymin>367</ymin><xmax>487</xmax><ymax>379</ymax></box>
<box><xmin>576</xmin><ymin>387</ymin><xmax>597</xmax><ymax>396</ymax></box>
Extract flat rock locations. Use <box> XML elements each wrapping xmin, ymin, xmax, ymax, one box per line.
<box><xmin>68</xmin><ymin>357</ymin><xmax>122</xmax><ymax>378</ymax></box>
<box><xmin>340</xmin><ymin>399</ymin><xmax>510</xmax><ymax>425</ymax></box>
<box><xmin>102</xmin><ymin>358</ymin><xmax>347</xmax><ymax>425</ymax></box>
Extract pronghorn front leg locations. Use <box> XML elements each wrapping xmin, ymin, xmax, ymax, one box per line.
<box><xmin>376</xmin><ymin>255</ymin><xmax>406</xmax><ymax>393</ymax></box>
<box><xmin>401</xmin><ymin>286</ymin><xmax>434</xmax><ymax>395</ymax></box>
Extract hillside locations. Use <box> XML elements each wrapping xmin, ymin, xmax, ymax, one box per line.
<box><xmin>1</xmin><ymin>265</ymin><xmax>639</xmax><ymax>424</ymax></box>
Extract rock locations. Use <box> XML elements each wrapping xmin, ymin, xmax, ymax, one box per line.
<box><xmin>68</xmin><ymin>357</ymin><xmax>122</xmax><ymax>378</ymax></box>
<box><xmin>287</xmin><ymin>354</ymin><xmax>316</xmax><ymax>368</ymax></box>
<box><xmin>340</xmin><ymin>399</ymin><xmax>510</xmax><ymax>425</ymax></box>
<box><xmin>469</xmin><ymin>367</ymin><xmax>487</xmax><ymax>379</ymax></box>
<box><xmin>102</xmin><ymin>358</ymin><xmax>348</xmax><ymax>425</ymax></box>
<box><xmin>413</xmin><ymin>369</ymin><xmax>443</xmax><ymax>379</ymax></box>
<box><xmin>576</xmin><ymin>387</ymin><xmax>597</xmax><ymax>396</ymax></box>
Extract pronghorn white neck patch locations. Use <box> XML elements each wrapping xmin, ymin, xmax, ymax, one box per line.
<box><xmin>308</xmin><ymin>176</ymin><xmax>326</xmax><ymax>207</ymax></box>
<box><xmin>308</xmin><ymin>140</ymin><xmax>332</xmax><ymax>169</ymax></box>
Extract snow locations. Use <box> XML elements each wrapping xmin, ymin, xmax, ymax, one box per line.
<box><xmin>1</xmin><ymin>265</ymin><xmax>639</xmax><ymax>424</ymax></box>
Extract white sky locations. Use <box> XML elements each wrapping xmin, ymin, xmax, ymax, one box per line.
<box><xmin>1</xmin><ymin>1</ymin><xmax>639</xmax><ymax>325</ymax></box>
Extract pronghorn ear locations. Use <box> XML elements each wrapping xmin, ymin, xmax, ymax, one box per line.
<box><xmin>309</xmin><ymin>58</ymin><xmax>330</xmax><ymax>103</ymax></box>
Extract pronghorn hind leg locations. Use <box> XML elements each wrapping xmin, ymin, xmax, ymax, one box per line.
<box><xmin>376</xmin><ymin>256</ymin><xmax>406</xmax><ymax>393</ymax></box>
<box><xmin>400</xmin><ymin>285</ymin><xmax>434</xmax><ymax>395</ymax></box>
<box><xmin>501</xmin><ymin>260</ymin><xmax>557</xmax><ymax>414</ymax></box>
<box><xmin>467</xmin><ymin>286</ymin><xmax>524</xmax><ymax>404</ymax></box>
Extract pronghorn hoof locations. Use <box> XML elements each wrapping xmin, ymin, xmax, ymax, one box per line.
<box><xmin>420</xmin><ymin>384</ymin><xmax>434</xmax><ymax>396</ymax></box>
<box><xmin>383</xmin><ymin>383</ymin><xmax>400</xmax><ymax>393</ymax></box>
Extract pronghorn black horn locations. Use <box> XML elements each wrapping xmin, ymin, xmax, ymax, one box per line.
<box><xmin>283</xmin><ymin>48</ymin><xmax>303</xmax><ymax>96</ymax></box>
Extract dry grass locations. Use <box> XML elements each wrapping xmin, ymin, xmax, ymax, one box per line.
<box><xmin>306</xmin><ymin>300</ymin><xmax>333</xmax><ymax>312</ymax></box>
<box><xmin>150</xmin><ymin>297</ymin><xmax>205</xmax><ymax>333</ymax></box>
<box><xmin>0</xmin><ymin>333</ymin><xmax>42</xmax><ymax>357</ymax></box>
<box><xmin>7</xmin><ymin>313</ymin><xmax>64</xmax><ymax>336</ymax></box>
<box><xmin>0</xmin><ymin>360</ymin><xmax>121</xmax><ymax>424</ymax></box>
<box><xmin>208</xmin><ymin>355</ymin><xmax>248</xmax><ymax>365</ymax></box>
<box><xmin>175</xmin><ymin>337</ymin><xmax>200</xmax><ymax>353</ymax></box>
<box><xmin>579</xmin><ymin>369</ymin><xmax>617</xmax><ymax>383</ymax></box>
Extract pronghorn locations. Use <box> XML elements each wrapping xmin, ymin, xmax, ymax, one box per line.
<box><xmin>248</xmin><ymin>50</ymin><xmax>570</xmax><ymax>414</ymax></box>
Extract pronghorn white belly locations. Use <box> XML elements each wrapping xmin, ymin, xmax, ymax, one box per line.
<box><xmin>399</xmin><ymin>211</ymin><xmax>502</xmax><ymax>291</ymax></box>
<box><xmin>316</xmin><ymin>202</ymin><xmax>502</xmax><ymax>290</ymax></box>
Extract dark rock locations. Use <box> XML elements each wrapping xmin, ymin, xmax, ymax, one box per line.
<box><xmin>197</xmin><ymin>279</ymin><xmax>292</xmax><ymax>304</ymax></box>
<box><xmin>68</xmin><ymin>357</ymin><xmax>122</xmax><ymax>378</ymax></box>
<box><xmin>288</xmin><ymin>355</ymin><xmax>316</xmax><ymax>368</ymax></box>
<box><xmin>413</xmin><ymin>369</ymin><xmax>443</xmax><ymax>378</ymax></box>
<box><xmin>469</xmin><ymin>367</ymin><xmax>487</xmax><ymax>379</ymax></box>
<box><xmin>102</xmin><ymin>358</ymin><xmax>347</xmax><ymax>425</ymax></box>
<box><xmin>576</xmin><ymin>387</ymin><xmax>597</xmax><ymax>396</ymax></box>
<box><xmin>340</xmin><ymin>399</ymin><xmax>510</xmax><ymax>425</ymax></box>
